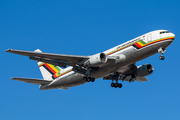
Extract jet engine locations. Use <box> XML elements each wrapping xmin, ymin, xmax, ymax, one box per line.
<box><xmin>134</xmin><ymin>64</ymin><xmax>154</xmax><ymax>77</ymax></box>
<box><xmin>87</xmin><ymin>53</ymin><xmax>107</xmax><ymax>66</ymax></box>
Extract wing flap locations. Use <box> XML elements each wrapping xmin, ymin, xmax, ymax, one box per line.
<box><xmin>103</xmin><ymin>75</ymin><xmax>116</xmax><ymax>80</ymax></box>
<box><xmin>136</xmin><ymin>77</ymin><xmax>148</xmax><ymax>82</ymax></box>
<box><xmin>11</xmin><ymin>77</ymin><xmax>52</xmax><ymax>85</ymax></box>
<box><xmin>103</xmin><ymin>74</ymin><xmax>148</xmax><ymax>82</ymax></box>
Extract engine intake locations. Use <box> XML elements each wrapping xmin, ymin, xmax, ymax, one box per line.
<box><xmin>135</xmin><ymin>64</ymin><xmax>154</xmax><ymax>77</ymax></box>
<box><xmin>87</xmin><ymin>53</ymin><xmax>107</xmax><ymax>66</ymax></box>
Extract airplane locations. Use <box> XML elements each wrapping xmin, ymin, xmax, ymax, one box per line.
<box><xmin>6</xmin><ymin>30</ymin><xmax>175</xmax><ymax>90</ymax></box>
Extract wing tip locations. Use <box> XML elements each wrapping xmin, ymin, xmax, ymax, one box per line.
<box><xmin>6</xmin><ymin>49</ymin><xmax>42</xmax><ymax>53</ymax></box>
<box><xmin>5</xmin><ymin>49</ymin><xmax>13</xmax><ymax>52</ymax></box>
<box><xmin>11</xmin><ymin>77</ymin><xmax>18</xmax><ymax>80</ymax></box>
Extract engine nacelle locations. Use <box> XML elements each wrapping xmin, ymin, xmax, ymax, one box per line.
<box><xmin>88</xmin><ymin>53</ymin><xmax>107</xmax><ymax>66</ymax></box>
<box><xmin>134</xmin><ymin>64</ymin><xmax>154</xmax><ymax>77</ymax></box>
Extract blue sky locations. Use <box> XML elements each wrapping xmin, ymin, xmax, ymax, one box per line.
<box><xmin>1</xmin><ymin>0</ymin><xmax>180</xmax><ymax>120</ymax></box>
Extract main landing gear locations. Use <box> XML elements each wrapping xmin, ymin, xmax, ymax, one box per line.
<box><xmin>83</xmin><ymin>67</ymin><xmax>96</xmax><ymax>82</ymax></box>
<box><xmin>158</xmin><ymin>47</ymin><xmax>166</xmax><ymax>60</ymax></box>
<box><xmin>111</xmin><ymin>82</ymin><xmax>122</xmax><ymax>88</ymax></box>
<box><xmin>110</xmin><ymin>72</ymin><xmax>123</xmax><ymax>88</ymax></box>
<box><xmin>83</xmin><ymin>77</ymin><xmax>95</xmax><ymax>82</ymax></box>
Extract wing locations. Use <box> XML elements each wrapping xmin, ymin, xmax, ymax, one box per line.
<box><xmin>12</xmin><ymin>77</ymin><xmax>52</xmax><ymax>85</ymax></box>
<box><xmin>103</xmin><ymin>64</ymin><xmax>149</xmax><ymax>82</ymax></box>
<box><xmin>103</xmin><ymin>74</ymin><xmax>149</xmax><ymax>82</ymax></box>
<box><xmin>6</xmin><ymin>49</ymin><xmax>89</xmax><ymax>67</ymax></box>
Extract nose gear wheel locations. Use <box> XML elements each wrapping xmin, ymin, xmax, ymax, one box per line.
<box><xmin>159</xmin><ymin>56</ymin><xmax>165</xmax><ymax>60</ymax></box>
<box><xmin>158</xmin><ymin>47</ymin><xmax>166</xmax><ymax>60</ymax></box>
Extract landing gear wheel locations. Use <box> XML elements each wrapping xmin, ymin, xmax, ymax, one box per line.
<box><xmin>118</xmin><ymin>83</ymin><xmax>122</xmax><ymax>88</ymax></box>
<box><xmin>115</xmin><ymin>83</ymin><xmax>118</xmax><ymax>88</ymax></box>
<box><xmin>158</xmin><ymin>47</ymin><xmax>166</xmax><ymax>60</ymax></box>
<box><xmin>111</xmin><ymin>83</ymin><xmax>115</xmax><ymax>87</ymax></box>
<box><xmin>91</xmin><ymin>78</ymin><xmax>95</xmax><ymax>82</ymax></box>
<box><xmin>83</xmin><ymin>77</ymin><xmax>87</xmax><ymax>81</ymax></box>
<box><xmin>159</xmin><ymin>56</ymin><xmax>165</xmax><ymax>60</ymax></box>
<box><xmin>87</xmin><ymin>77</ymin><xmax>91</xmax><ymax>82</ymax></box>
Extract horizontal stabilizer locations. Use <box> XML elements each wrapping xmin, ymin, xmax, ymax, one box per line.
<box><xmin>12</xmin><ymin>77</ymin><xmax>52</xmax><ymax>85</ymax></box>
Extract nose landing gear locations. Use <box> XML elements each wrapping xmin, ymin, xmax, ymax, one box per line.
<box><xmin>158</xmin><ymin>47</ymin><xmax>166</xmax><ymax>60</ymax></box>
<box><xmin>159</xmin><ymin>56</ymin><xmax>165</xmax><ymax>60</ymax></box>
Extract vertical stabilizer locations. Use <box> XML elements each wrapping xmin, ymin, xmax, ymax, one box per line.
<box><xmin>34</xmin><ymin>49</ymin><xmax>63</xmax><ymax>80</ymax></box>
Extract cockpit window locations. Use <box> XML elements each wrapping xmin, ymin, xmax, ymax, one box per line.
<box><xmin>160</xmin><ymin>31</ymin><xmax>170</xmax><ymax>34</ymax></box>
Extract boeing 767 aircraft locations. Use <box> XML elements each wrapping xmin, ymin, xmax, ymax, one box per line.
<box><xmin>6</xmin><ymin>30</ymin><xmax>175</xmax><ymax>90</ymax></box>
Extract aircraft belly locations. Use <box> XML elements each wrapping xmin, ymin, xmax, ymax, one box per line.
<box><xmin>43</xmin><ymin>73</ymin><xmax>86</xmax><ymax>89</ymax></box>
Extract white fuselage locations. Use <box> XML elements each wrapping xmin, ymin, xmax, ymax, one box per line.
<box><xmin>40</xmin><ymin>30</ymin><xmax>175</xmax><ymax>90</ymax></box>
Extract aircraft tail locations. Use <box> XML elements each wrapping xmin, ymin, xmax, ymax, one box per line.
<box><xmin>34</xmin><ymin>49</ymin><xmax>63</xmax><ymax>80</ymax></box>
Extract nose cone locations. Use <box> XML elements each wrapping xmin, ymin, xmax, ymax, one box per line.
<box><xmin>171</xmin><ymin>33</ymin><xmax>175</xmax><ymax>40</ymax></box>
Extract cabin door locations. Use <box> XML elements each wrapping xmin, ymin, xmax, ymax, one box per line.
<box><xmin>147</xmin><ymin>33</ymin><xmax>152</xmax><ymax>43</ymax></box>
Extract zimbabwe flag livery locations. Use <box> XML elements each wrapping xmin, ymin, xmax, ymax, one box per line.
<box><xmin>39</xmin><ymin>63</ymin><xmax>62</xmax><ymax>79</ymax></box>
<box><xmin>132</xmin><ymin>36</ymin><xmax>175</xmax><ymax>49</ymax></box>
